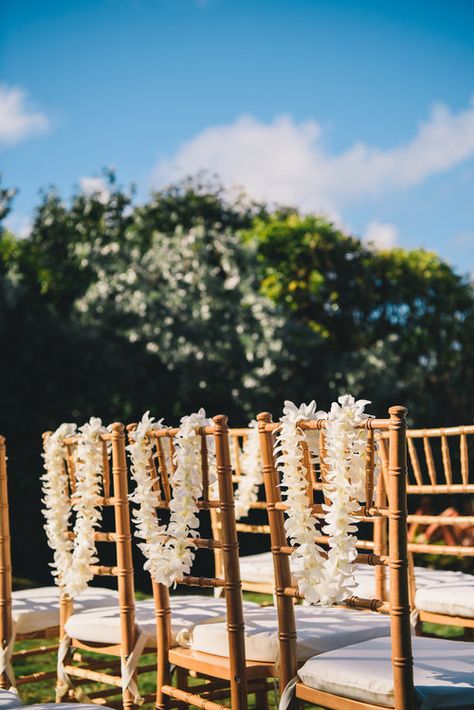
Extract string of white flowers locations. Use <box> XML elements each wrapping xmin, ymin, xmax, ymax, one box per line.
<box><xmin>275</xmin><ymin>401</ymin><xmax>328</xmax><ymax>605</ymax></box>
<box><xmin>42</xmin><ymin>422</ymin><xmax>77</xmax><ymax>590</ymax></box>
<box><xmin>234</xmin><ymin>420</ymin><xmax>262</xmax><ymax>520</ymax></box>
<box><xmin>42</xmin><ymin>417</ymin><xmax>106</xmax><ymax>597</ymax></box>
<box><xmin>128</xmin><ymin>408</ymin><xmax>214</xmax><ymax>588</ymax></box>
<box><xmin>320</xmin><ymin>395</ymin><xmax>372</xmax><ymax>605</ymax></box>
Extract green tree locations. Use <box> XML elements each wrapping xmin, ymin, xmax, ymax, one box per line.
<box><xmin>245</xmin><ymin>211</ymin><xmax>474</xmax><ymax>423</ymax></box>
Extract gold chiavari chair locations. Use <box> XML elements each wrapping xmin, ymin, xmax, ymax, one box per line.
<box><xmin>0</xmin><ymin>435</ymin><xmax>117</xmax><ymax>696</ymax></box>
<box><xmin>258</xmin><ymin>407</ymin><xmax>474</xmax><ymax>710</ymax></box>
<box><xmin>376</xmin><ymin>425</ymin><xmax>474</xmax><ymax>635</ymax></box>
<box><xmin>44</xmin><ymin>423</ymin><xmax>157</xmax><ymax>710</ymax></box>
<box><xmin>127</xmin><ymin>415</ymin><xmax>275</xmax><ymax>710</ymax></box>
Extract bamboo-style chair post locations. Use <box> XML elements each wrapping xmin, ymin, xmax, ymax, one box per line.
<box><xmin>110</xmin><ymin>422</ymin><xmax>137</xmax><ymax>710</ymax></box>
<box><xmin>387</xmin><ymin>407</ymin><xmax>414</xmax><ymax>710</ymax></box>
<box><xmin>257</xmin><ymin>413</ymin><xmax>297</xmax><ymax>701</ymax></box>
<box><xmin>154</xmin><ymin>581</ymin><xmax>172</xmax><ymax>710</ymax></box>
<box><xmin>212</xmin><ymin>415</ymin><xmax>248</xmax><ymax>710</ymax></box>
<box><xmin>0</xmin><ymin>435</ymin><xmax>12</xmax><ymax>690</ymax></box>
<box><xmin>373</xmin><ymin>464</ymin><xmax>387</xmax><ymax>602</ymax></box>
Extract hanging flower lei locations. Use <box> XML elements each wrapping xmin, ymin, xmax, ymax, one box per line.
<box><xmin>42</xmin><ymin>417</ymin><xmax>106</xmax><ymax>597</ymax></box>
<box><xmin>42</xmin><ymin>422</ymin><xmax>77</xmax><ymax>589</ymax></box>
<box><xmin>128</xmin><ymin>408</ymin><xmax>214</xmax><ymax>588</ymax></box>
<box><xmin>320</xmin><ymin>395</ymin><xmax>372</xmax><ymax>605</ymax></box>
<box><xmin>234</xmin><ymin>420</ymin><xmax>262</xmax><ymax>520</ymax></box>
<box><xmin>276</xmin><ymin>397</ymin><xmax>373</xmax><ymax>606</ymax></box>
<box><xmin>275</xmin><ymin>401</ymin><xmax>327</xmax><ymax>605</ymax></box>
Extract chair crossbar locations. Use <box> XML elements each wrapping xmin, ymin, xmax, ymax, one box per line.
<box><xmin>176</xmin><ymin>575</ymin><xmax>226</xmax><ymax>588</ymax></box>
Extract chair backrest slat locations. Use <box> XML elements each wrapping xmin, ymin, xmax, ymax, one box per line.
<box><xmin>407</xmin><ymin>437</ymin><xmax>423</xmax><ymax>486</ymax></box>
<box><xmin>440</xmin><ymin>430</ymin><xmax>453</xmax><ymax>485</ymax></box>
<box><xmin>422</xmin><ymin>433</ymin><xmax>437</xmax><ymax>485</ymax></box>
<box><xmin>460</xmin><ymin>429</ymin><xmax>469</xmax><ymax>486</ymax></box>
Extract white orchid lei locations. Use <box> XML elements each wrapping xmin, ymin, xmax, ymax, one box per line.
<box><xmin>42</xmin><ymin>417</ymin><xmax>107</xmax><ymax>597</ymax></box>
<box><xmin>320</xmin><ymin>395</ymin><xmax>372</xmax><ymax>605</ymax></box>
<box><xmin>128</xmin><ymin>408</ymin><xmax>214</xmax><ymax>587</ymax></box>
<box><xmin>234</xmin><ymin>420</ymin><xmax>263</xmax><ymax>520</ymax></box>
<box><xmin>276</xmin><ymin>396</ymin><xmax>373</xmax><ymax>606</ymax></box>
<box><xmin>275</xmin><ymin>401</ymin><xmax>327</xmax><ymax>605</ymax></box>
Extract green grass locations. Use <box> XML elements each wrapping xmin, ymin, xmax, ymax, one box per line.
<box><xmin>11</xmin><ymin>590</ymin><xmax>464</xmax><ymax>709</ymax></box>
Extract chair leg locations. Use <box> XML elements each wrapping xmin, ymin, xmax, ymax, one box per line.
<box><xmin>254</xmin><ymin>686</ymin><xmax>270</xmax><ymax>710</ymax></box>
<box><xmin>176</xmin><ymin>667</ymin><xmax>188</xmax><ymax>710</ymax></box>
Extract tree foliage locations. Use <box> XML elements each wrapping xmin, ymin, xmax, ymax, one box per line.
<box><xmin>0</xmin><ymin>174</ymin><xmax>473</xmax><ymax>583</ymax></box>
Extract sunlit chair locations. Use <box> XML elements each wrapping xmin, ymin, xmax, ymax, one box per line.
<box><xmin>0</xmin><ymin>435</ymin><xmax>118</xmax><ymax>695</ymax></box>
<box><xmin>354</xmin><ymin>425</ymin><xmax>474</xmax><ymax>634</ymax></box>
<box><xmin>258</xmin><ymin>407</ymin><xmax>474</xmax><ymax>710</ymax></box>
<box><xmin>126</xmin><ymin>414</ymin><xmax>276</xmax><ymax>710</ymax></box>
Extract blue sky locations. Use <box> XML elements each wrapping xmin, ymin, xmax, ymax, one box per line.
<box><xmin>1</xmin><ymin>0</ymin><xmax>474</xmax><ymax>274</ymax></box>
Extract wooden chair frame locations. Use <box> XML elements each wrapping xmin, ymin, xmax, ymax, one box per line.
<box><xmin>257</xmin><ymin>406</ymin><xmax>415</xmax><ymax>710</ymax></box>
<box><xmin>377</xmin><ymin>424</ymin><xmax>474</xmax><ymax>633</ymax></box>
<box><xmin>127</xmin><ymin>415</ymin><xmax>275</xmax><ymax>710</ymax></box>
<box><xmin>211</xmin><ymin>427</ymin><xmax>275</xmax><ymax>597</ymax></box>
<box><xmin>0</xmin><ymin>434</ymin><xmax>60</xmax><ymax>693</ymax></box>
<box><xmin>44</xmin><ymin>423</ymin><xmax>156</xmax><ymax>710</ymax></box>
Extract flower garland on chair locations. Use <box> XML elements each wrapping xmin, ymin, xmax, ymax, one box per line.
<box><xmin>275</xmin><ymin>400</ymin><xmax>327</xmax><ymax>605</ymax></box>
<box><xmin>42</xmin><ymin>417</ymin><xmax>107</xmax><ymax>597</ymax></box>
<box><xmin>234</xmin><ymin>420</ymin><xmax>262</xmax><ymax>520</ymax></box>
<box><xmin>276</xmin><ymin>396</ymin><xmax>372</xmax><ymax>606</ymax></box>
<box><xmin>128</xmin><ymin>408</ymin><xmax>214</xmax><ymax>587</ymax></box>
<box><xmin>320</xmin><ymin>395</ymin><xmax>371</xmax><ymax>605</ymax></box>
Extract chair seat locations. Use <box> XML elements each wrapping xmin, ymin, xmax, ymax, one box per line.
<box><xmin>239</xmin><ymin>551</ymin><xmax>303</xmax><ymax>584</ymax></box>
<box><xmin>0</xmin><ymin>690</ymin><xmax>21</xmax><ymax>709</ymax></box>
<box><xmin>28</xmin><ymin>705</ymin><xmax>116</xmax><ymax>709</ymax></box>
<box><xmin>297</xmin><ymin>636</ymin><xmax>474</xmax><ymax>709</ymax></box>
<box><xmin>64</xmin><ymin>595</ymin><xmax>258</xmax><ymax>647</ymax></box>
<box><xmin>191</xmin><ymin>605</ymin><xmax>391</xmax><ymax>663</ymax></box>
<box><xmin>353</xmin><ymin>566</ymin><xmax>474</xmax><ymax>618</ymax></box>
<box><xmin>12</xmin><ymin>586</ymin><xmax>119</xmax><ymax>635</ymax></box>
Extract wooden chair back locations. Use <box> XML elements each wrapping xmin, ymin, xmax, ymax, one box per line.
<box><xmin>43</xmin><ymin>423</ymin><xmax>137</xmax><ymax>707</ymax></box>
<box><xmin>257</xmin><ymin>406</ymin><xmax>415</xmax><ymax>709</ymax></box>
<box><xmin>210</xmin><ymin>428</ymin><xmax>270</xmax><ymax>594</ymax></box>
<box><xmin>127</xmin><ymin>414</ymin><xmax>248</xmax><ymax>710</ymax></box>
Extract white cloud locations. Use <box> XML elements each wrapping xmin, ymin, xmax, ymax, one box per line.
<box><xmin>0</xmin><ymin>84</ymin><xmax>49</xmax><ymax>148</ymax></box>
<box><xmin>3</xmin><ymin>213</ymin><xmax>32</xmax><ymax>239</ymax></box>
<box><xmin>79</xmin><ymin>176</ymin><xmax>110</xmax><ymax>204</ymax></box>
<box><xmin>152</xmin><ymin>98</ymin><xmax>474</xmax><ymax>214</ymax></box>
<box><xmin>365</xmin><ymin>221</ymin><xmax>398</xmax><ymax>249</ymax></box>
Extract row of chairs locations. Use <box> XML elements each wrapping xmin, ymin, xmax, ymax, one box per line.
<box><xmin>0</xmin><ymin>409</ymin><xmax>472</xmax><ymax>709</ymax></box>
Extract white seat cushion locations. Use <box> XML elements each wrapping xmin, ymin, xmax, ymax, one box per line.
<box><xmin>12</xmin><ymin>587</ymin><xmax>119</xmax><ymax>635</ymax></box>
<box><xmin>28</xmin><ymin>705</ymin><xmax>115</xmax><ymax>709</ymax></box>
<box><xmin>239</xmin><ymin>552</ymin><xmax>303</xmax><ymax>584</ymax></box>
<box><xmin>0</xmin><ymin>690</ymin><xmax>21</xmax><ymax>709</ymax></box>
<box><xmin>64</xmin><ymin>596</ymin><xmax>258</xmax><ymax>647</ymax></box>
<box><xmin>298</xmin><ymin>636</ymin><xmax>474</xmax><ymax>709</ymax></box>
<box><xmin>353</xmin><ymin>566</ymin><xmax>474</xmax><ymax>618</ymax></box>
<box><xmin>191</xmin><ymin>605</ymin><xmax>391</xmax><ymax>663</ymax></box>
